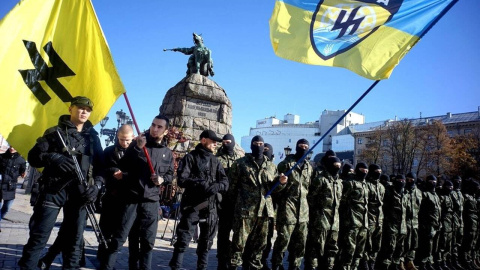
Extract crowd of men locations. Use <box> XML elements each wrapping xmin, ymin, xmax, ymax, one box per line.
<box><xmin>12</xmin><ymin>96</ymin><xmax>480</xmax><ymax>270</ymax></box>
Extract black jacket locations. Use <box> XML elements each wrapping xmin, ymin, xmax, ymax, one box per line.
<box><xmin>28</xmin><ymin>115</ymin><xmax>104</xmax><ymax>193</ymax></box>
<box><xmin>0</xmin><ymin>151</ymin><xmax>26</xmax><ymax>200</ymax></box>
<box><xmin>103</xmin><ymin>143</ymin><xmax>129</xmax><ymax>200</ymax></box>
<box><xmin>119</xmin><ymin>131</ymin><xmax>174</xmax><ymax>202</ymax></box>
<box><xmin>177</xmin><ymin>143</ymin><xmax>228</xmax><ymax>210</ymax></box>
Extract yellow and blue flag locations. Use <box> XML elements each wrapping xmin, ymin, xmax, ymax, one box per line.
<box><xmin>269</xmin><ymin>0</ymin><xmax>457</xmax><ymax>80</ymax></box>
<box><xmin>0</xmin><ymin>0</ymin><xmax>126</xmax><ymax>157</ymax></box>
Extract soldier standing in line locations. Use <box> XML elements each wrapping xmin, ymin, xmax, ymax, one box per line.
<box><xmin>340</xmin><ymin>163</ymin><xmax>354</xmax><ymax>182</ymax></box>
<box><xmin>216</xmin><ymin>134</ymin><xmax>242</xmax><ymax>270</ymax></box>
<box><xmin>434</xmin><ymin>180</ymin><xmax>454</xmax><ymax>270</ymax></box>
<box><xmin>271</xmin><ymin>139</ymin><xmax>314</xmax><ymax>270</ymax></box>
<box><xmin>450</xmin><ymin>176</ymin><xmax>465</xmax><ymax>270</ymax></box>
<box><xmin>363</xmin><ymin>164</ymin><xmax>385</xmax><ymax>270</ymax></box>
<box><xmin>339</xmin><ymin>162</ymin><xmax>369</xmax><ymax>270</ymax></box>
<box><xmin>380</xmin><ymin>174</ymin><xmax>392</xmax><ymax>188</ymax></box>
<box><xmin>304</xmin><ymin>156</ymin><xmax>343</xmax><ymax>270</ymax></box>
<box><xmin>460</xmin><ymin>180</ymin><xmax>479</xmax><ymax>270</ymax></box>
<box><xmin>402</xmin><ymin>172</ymin><xmax>423</xmax><ymax>270</ymax></box>
<box><xmin>228</xmin><ymin>135</ymin><xmax>287</xmax><ymax>270</ymax></box>
<box><xmin>474</xmin><ymin>189</ymin><xmax>480</xmax><ymax>269</ymax></box>
<box><xmin>377</xmin><ymin>175</ymin><xmax>407</xmax><ymax>270</ymax></box>
<box><xmin>416</xmin><ymin>175</ymin><xmax>441</xmax><ymax>270</ymax></box>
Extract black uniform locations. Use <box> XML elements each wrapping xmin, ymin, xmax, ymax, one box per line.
<box><xmin>169</xmin><ymin>143</ymin><xmax>229</xmax><ymax>270</ymax></box>
<box><xmin>100</xmin><ymin>132</ymin><xmax>174</xmax><ymax>270</ymax></box>
<box><xmin>0</xmin><ymin>149</ymin><xmax>26</xmax><ymax>226</ymax></box>
<box><xmin>18</xmin><ymin>115</ymin><xmax>104</xmax><ymax>270</ymax></box>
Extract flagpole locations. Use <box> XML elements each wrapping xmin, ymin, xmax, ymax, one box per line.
<box><xmin>265</xmin><ymin>80</ymin><xmax>380</xmax><ymax>198</ymax></box>
<box><xmin>122</xmin><ymin>92</ymin><xmax>155</xmax><ymax>175</ymax></box>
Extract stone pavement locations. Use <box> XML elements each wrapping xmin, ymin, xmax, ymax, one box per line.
<box><xmin>0</xmin><ymin>187</ymin><xmax>231</xmax><ymax>270</ymax></box>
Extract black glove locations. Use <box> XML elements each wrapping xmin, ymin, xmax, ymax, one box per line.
<box><xmin>47</xmin><ymin>153</ymin><xmax>76</xmax><ymax>173</ymax></box>
<box><xmin>82</xmin><ymin>182</ymin><xmax>100</xmax><ymax>203</ymax></box>
<box><xmin>205</xmin><ymin>183</ymin><xmax>221</xmax><ymax>196</ymax></box>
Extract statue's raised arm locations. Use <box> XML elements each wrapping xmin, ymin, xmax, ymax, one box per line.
<box><xmin>164</xmin><ymin>33</ymin><xmax>214</xmax><ymax>77</ymax></box>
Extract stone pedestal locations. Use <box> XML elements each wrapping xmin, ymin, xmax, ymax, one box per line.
<box><xmin>160</xmin><ymin>74</ymin><xmax>232</xmax><ymax>152</ymax></box>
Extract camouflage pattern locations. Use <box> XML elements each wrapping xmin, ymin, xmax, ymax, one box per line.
<box><xmin>229</xmin><ymin>154</ymin><xmax>284</xmax><ymax>269</ymax></box>
<box><xmin>450</xmin><ymin>188</ymin><xmax>464</xmax><ymax>261</ymax></box>
<box><xmin>304</xmin><ymin>169</ymin><xmax>343</xmax><ymax>269</ymax></box>
<box><xmin>417</xmin><ymin>190</ymin><xmax>442</xmax><ymax>264</ymax></box>
<box><xmin>474</xmin><ymin>196</ymin><xmax>480</xmax><ymax>261</ymax></box>
<box><xmin>460</xmin><ymin>194</ymin><xmax>478</xmax><ymax>264</ymax></box>
<box><xmin>216</xmin><ymin>150</ymin><xmax>242</xmax><ymax>201</ymax></box>
<box><xmin>402</xmin><ymin>185</ymin><xmax>422</xmax><ymax>262</ymax></box>
<box><xmin>340</xmin><ymin>179</ymin><xmax>369</xmax><ymax>269</ymax></box>
<box><xmin>435</xmin><ymin>192</ymin><xmax>454</xmax><ymax>263</ymax></box>
<box><xmin>364</xmin><ymin>178</ymin><xmax>385</xmax><ymax>262</ymax></box>
<box><xmin>379</xmin><ymin>186</ymin><xmax>407</xmax><ymax>267</ymax></box>
<box><xmin>271</xmin><ymin>155</ymin><xmax>313</xmax><ymax>268</ymax></box>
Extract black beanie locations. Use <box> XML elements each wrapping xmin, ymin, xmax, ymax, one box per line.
<box><xmin>406</xmin><ymin>172</ymin><xmax>417</xmax><ymax>179</ymax></box>
<box><xmin>368</xmin><ymin>164</ymin><xmax>380</xmax><ymax>171</ymax></box>
<box><xmin>380</xmin><ymin>174</ymin><xmax>390</xmax><ymax>182</ymax></box>
<box><xmin>444</xmin><ymin>180</ymin><xmax>453</xmax><ymax>187</ymax></box>
<box><xmin>355</xmin><ymin>162</ymin><xmax>368</xmax><ymax>170</ymax></box>
<box><xmin>251</xmin><ymin>135</ymin><xmax>264</xmax><ymax>145</ymax></box>
<box><xmin>426</xmin><ymin>175</ymin><xmax>437</xmax><ymax>181</ymax></box>
<box><xmin>297</xmin><ymin>139</ymin><xmax>309</xmax><ymax>146</ymax></box>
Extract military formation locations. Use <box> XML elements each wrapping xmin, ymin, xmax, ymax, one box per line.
<box><xmin>8</xmin><ymin>96</ymin><xmax>480</xmax><ymax>270</ymax></box>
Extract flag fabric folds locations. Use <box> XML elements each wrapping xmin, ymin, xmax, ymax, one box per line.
<box><xmin>269</xmin><ymin>0</ymin><xmax>457</xmax><ymax>80</ymax></box>
<box><xmin>0</xmin><ymin>0</ymin><xmax>125</xmax><ymax>157</ymax></box>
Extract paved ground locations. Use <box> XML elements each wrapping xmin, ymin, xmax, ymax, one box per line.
<box><xmin>0</xmin><ymin>187</ymin><xmax>236</xmax><ymax>270</ymax></box>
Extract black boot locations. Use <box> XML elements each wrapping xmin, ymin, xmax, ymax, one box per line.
<box><xmin>37</xmin><ymin>255</ymin><xmax>55</xmax><ymax>270</ymax></box>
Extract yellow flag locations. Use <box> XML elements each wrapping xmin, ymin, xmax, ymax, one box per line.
<box><xmin>0</xmin><ymin>0</ymin><xmax>125</xmax><ymax>157</ymax></box>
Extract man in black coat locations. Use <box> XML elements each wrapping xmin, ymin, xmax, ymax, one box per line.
<box><xmin>0</xmin><ymin>146</ymin><xmax>26</xmax><ymax>232</ymax></box>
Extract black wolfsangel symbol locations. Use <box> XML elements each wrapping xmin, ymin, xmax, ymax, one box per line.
<box><xmin>19</xmin><ymin>40</ymin><xmax>75</xmax><ymax>105</ymax></box>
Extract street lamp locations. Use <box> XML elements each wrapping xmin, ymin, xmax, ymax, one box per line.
<box><xmin>116</xmin><ymin>109</ymin><xmax>127</xmax><ymax>129</ymax></box>
<box><xmin>284</xmin><ymin>146</ymin><xmax>292</xmax><ymax>156</ymax></box>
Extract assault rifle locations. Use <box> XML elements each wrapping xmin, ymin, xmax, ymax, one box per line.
<box><xmin>55</xmin><ymin>130</ymin><xmax>108</xmax><ymax>249</ymax></box>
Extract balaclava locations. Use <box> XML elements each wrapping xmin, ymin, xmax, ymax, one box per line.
<box><xmin>394</xmin><ymin>175</ymin><xmax>406</xmax><ymax>193</ymax></box>
<box><xmin>367</xmin><ymin>164</ymin><xmax>381</xmax><ymax>181</ymax></box>
<box><xmin>452</xmin><ymin>175</ymin><xmax>462</xmax><ymax>190</ymax></box>
<box><xmin>325</xmin><ymin>156</ymin><xmax>342</xmax><ymax>177</ymax></box>
<box><xmin>340</xmin><ymin>163</ymin><xmax>354</xmax><ymax>181</ymax></box>
<box><xmin>354</xmin><ymin>162</ymin><xmax>368</xmax><ymax>181</ymax></box>
<box><xmin>264</xmin><ymin>143</ymin><xmax>274</xmax><ymax>161</ymax></box>
<box><xmin>416</xmin><ymin>178</ymin><xmax>425</xmax><ymax>192</ymax></box>
<box><xmin>294</xmin><ymin>139</ymin><xmax>310</xmax><ymax>161</ymax></box>
<box><xmin>251</xmin><ymin>135</ymin><xmax>265</xmax><ymax>160</ymax></box>
<box><xmin>321</xmin><ymin>149</ymin><xmax>336</xmax><ymax>166</ymax></box>
<box><xmin>405</xmin><ymin>172</ymin><xmax>417</xmax><ymax>189</ymax></box>
<box><xmin>380</xmin><ymin>174</ymin><xmax>391</xmax><ymax>187</ymax></box>
<box><xmin>442</xmin><ymin>180</ymin><xmax>453</xmax><ymax>195</ymax></box>
<box><xmin>221</xmin><ymin>134</ymin><xmax>235</xmax><ymax>156</ymax></box>
<box><xmin>425</xmin><ymin>175</ymin><xmax>437</xmax><ymax>192</ymax></box>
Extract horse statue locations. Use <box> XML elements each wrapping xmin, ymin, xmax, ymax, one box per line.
<box><xmin>165</xmin><ymin>33</ymin><xmax>214</xmax><ymax>77</ymax></box>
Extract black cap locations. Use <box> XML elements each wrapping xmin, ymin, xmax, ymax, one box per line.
<box><xmin>199</xmin><ymin>130</ymin><xmax>222</xmax><ymax>142</ymax></box>
<box><xmin>70</xmin><ymin>96</ymin><xmax>94</xmax><ymax>110</ymax></box>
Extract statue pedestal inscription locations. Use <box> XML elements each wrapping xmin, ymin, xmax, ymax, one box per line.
<box><xmin>160</xmin><ymin>74</ymin><xmax>232</xmax><ymax>149</ymax></box>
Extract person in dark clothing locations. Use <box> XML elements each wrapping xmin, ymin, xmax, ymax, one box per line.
<box><xmin>263</xmin><ymin>143</ymin><xmax>274</xmax><ymax>162</ymax></box>
<box><xmin>340</xmin><ymin>163</ymin><xmax>354</xmax><ymax>182</ymax></box>
<box><xmin>18</xmin><ymin>96</ymin><xmax>104</xmax><ymax>270</ymax></box>
<box><xmin>0</xmin><ymin>147</ymin><xmax>26</xmax><ymax>232</ymax></box>
<box><xmin>169</xmin><ymin>130</ymin><xmax>229</xmax><ymax>270</ymax></box>
<box><xmin>99</xmin><ymin>115</ymin><xmax>174</xmax><ymax>270</ymax></box>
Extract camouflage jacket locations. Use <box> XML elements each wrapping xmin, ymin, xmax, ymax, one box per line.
<box><xmin>404</xmin><ymin>185</ymin><xmax>422</xmax><ymax>229</ymax></box>
<box><xmin>383</xmin><ymin>186</ymin><xmax>407</xmax><ymax>235</ymax></box>
<box><xmin>419</xmin><ymin>190</ymin><xmax>441</xmax><ymax>229</ymax></box>
<box><xmin>230</xmin><ymin>154</ymin><xmax>284</xmax><ymax>219</ymax></box>
<box><xmin>463</xmin><ymin>194</ymin><xmax>478</xmax><ymax>230</ymax></box>
<box><xmin>216</xmin><ymin>150</ymin><xmax>242</xmax><ymax>201</ymax></box>
<box><xmin>366</xmin><ymin>179</ymin><xmax>385</xmax><ymax>227</ymax></box>
<box><xmin>439</xmin><ymin>193</ymin><xmax>454</xmax><ymax>232</ymax></box>
<box><xmin>451</xmin><ymin>189</ymin><xmax>464</xmax><ymax>228</ymax></box>
<box><xmin>341</xmin><ymin>179</ymin><xmax>369</xmax><ymax>228</ymax></box>
<box><xmin>276</xmin><ymin>155</ymin><xmax>314</xmax><ymax>224</ymax></box>
<box><xmin>307</xmin><ymin>169</ymin><xmax>343</xmax><ymax>231</ymax></box>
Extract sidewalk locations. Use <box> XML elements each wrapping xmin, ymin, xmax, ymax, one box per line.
<box><xmin>0</xmin><ymin>188</ymin><xmax>223</xmax><ymax>270</ymax></box>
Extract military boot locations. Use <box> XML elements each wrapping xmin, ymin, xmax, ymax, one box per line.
<box><xmin>452</xmin><ymin>260</ymin><xmax>466</xmax><ymax>270</ymax></box>
<box><xmin>406</xmin><ymin>261</ymin><xmax>419</xmax><ymax>270</ymax></box>
<box><xmin>399</xmin><ymin>262</ymin><xmax>407</xmax><ymax>270</ymax></box>
<box><xmin>37</xmin><ymin>254</ymin><xmax>56</xmax><ymax>270</ymax></box>
<box><xmin>426</xmin><ymin>262</ymin><xmax>436</xmax><ymax>270</ymax></box>
<box><xmin>360</xmin><ymin>259</ymin><xmax>369</xmax><ymax>270</ymax></box>
<box><xmin>368</xmin><ymin>260</ymin><xmax>376</xmax><ymax>270</ymax></box>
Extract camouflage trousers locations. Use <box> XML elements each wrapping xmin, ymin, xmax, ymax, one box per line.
<box><xmin>379</xmin><ymin>228</ymin><xmax>406</xmax><ymax>267</ymax></box>
<box><xmin>460</xmin><ymin>221</ymin><xmax>477</xmax><ymax>263</ymax></box>
<box><xmin>271</xmin><ymin>221</ymin><xmax>308</xmax><ymax>268</ymax></box>
<box><xmin>364</xmin><ymin>221</ymin><xmax>383</xmax><ymax>262</ymax></box>
<box><xmin>304</xmin><ymin>226</ymin><xmax>339</xmax><ymax>269</ymax></box>
<box><xmin>340</xmin><ymin>226</ymin><xmax>367</xmax><ymax>269</ymax></box>
<box><xmin>230</xmin><ymin>216</ymin><xmax>268</xmax><ymax>269</ymax></box>
<box><xmin>417</xmin><ymin>226</ymin><xmax>440</xmax><ymax>264</ymax></box>
<box><xmin>401</xmin><ymin>225</ymin><xmax>418</xmax><ymax>262</ymax></box>
<box><xmin>450</xmin><ymin>224</ymin><xmax>463</xmax><ymax>260</ymax></box>
<box><xmin>435</xmin><ymin>228</ymin><xmax>453</xmax><ymax>263</ymax></box>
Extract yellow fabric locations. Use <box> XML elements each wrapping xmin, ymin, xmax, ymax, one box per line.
<box><xmin>0</xmin><ymin>0</ymin><xmax>125</xmax><ymax>157</ymax></box>
<box><xmin>270</xmin><ymin>1</ymin><xmax>420</xmax><ymax>80</ymax></box>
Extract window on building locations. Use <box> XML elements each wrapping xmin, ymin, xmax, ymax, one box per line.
<box><xmin>357</xmin><ymin>138</ymin><xmax>363</xmax><ymax>144</ymax></box>
<box><xmin>357</xmin><ymin>149</ymin><xmax>362</xmax><ymax>154</ymax></box>
<box><xmin>289</xmin><ymin>139</ymin><xmax>291</xmax><ymax>143</ymax></box>
<box><xmin>336</xmin><ymin>140</ymin><xmax>339</xmax><ymax>144</ymax></box>
<box><xmin>314</xmin><ymin>132</ymin><xmax>321</xmax><ymax>136</ymax></box>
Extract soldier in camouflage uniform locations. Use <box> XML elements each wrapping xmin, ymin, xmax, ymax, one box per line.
<box><xmin>402</xmin><ymin>172</ymin><xmax>422</xmax><ymax>270</ymax></box>
<box><xmin>304</xmin><ymin>156</ymin><xmax>343</xmax><ymax>270</ymax></box>
<box><xmin>228</xmin><ymin>136</ymin><xmax>287</xmax><ymax>270</ymax></box>
<box><xmin>378</xmin><ymin>175</ymin><xmax>407</xmax><ymax>270</ymax></box>
<box><xmin>340</xmin><ymin>163</ymin><xmax>354</xmax><ymax>182</ymax></box>
<box><xmin>216</xmin><ymin>134</ymin><xmax>242</xmax><ymax>270</ymax></box>
<box><xmin>416</xmin><ymin>175</ymin><xmax>441</xmax><ymax>270</ymax></box>
<box><xmin>450</xmin><ymin>176</ymin><xmax>465</xmax><ymax>270</ymax></box>
<box><xmin>363</xmin><ymin>164</ymin><xmax>385</xmax><ymax>270</ymax></box>
<box><xmin>434</xmin><ymin>180</ymin><xmax>454</xmax><ymax>270</ymax></box>
<box><xmin>271</xmin><ymin>139</ymin><xmax>314</xmax><ymax>270</ymax></box>
<box><xmin>380</xmin><ymin>174</ymin><xmax>392</xmax><ymax>188</ymax></box>
<box><xmin>339</xmin><ymin>162</ymin><xmax>369</xmax><ymax>270</ymax></box>
<box><xmin>474</xmin><ymin>190</ymin><xmax>480</xmax><ymax>269</ymax></box>
<box><xmin>460</xmin><ymin>180</ymin><xmax>479</xmax><ymax>270</ymax></box>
